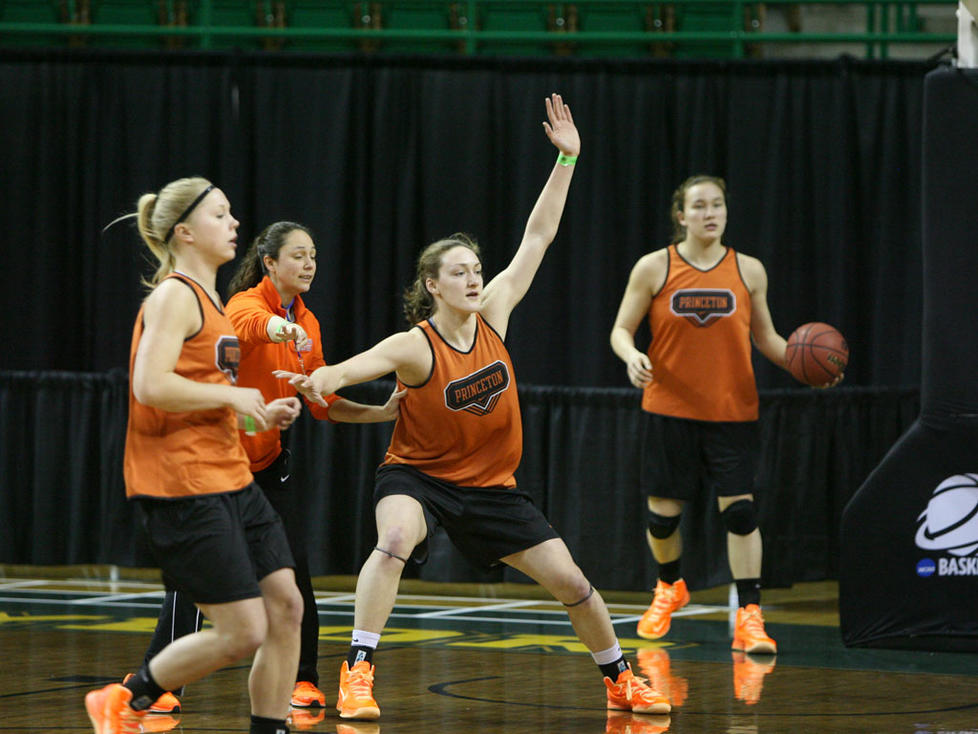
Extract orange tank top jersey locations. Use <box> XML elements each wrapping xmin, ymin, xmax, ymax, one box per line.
<box><xmin>642</xmin><ymin>246</ymin><xmax>758</xmax><ymax>422</ymax></box>
<box><xmin>124</xmin><ymin>274</ymin><xmax>253</xmax><ymax>499</ymax></box>
<box><xmin>226</xmin><ymin>276</ymin><xmax>339</xmax><ymax>472</ymax></box>
<box><xmin>383</xmin><ymin>315</ymin><xmax>522</xmax><ymax>488</ymax></box>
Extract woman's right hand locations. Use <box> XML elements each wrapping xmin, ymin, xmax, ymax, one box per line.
<box><xmin>626</xmin><ymin>352</ymin><xmax>653</xmax><ymax>389</ymax></box>
<box><xmin>231</xmin><ymin>386</ymin><xmax>270</xmax><ymax>431</ymax></box>
<box><xmin>276</xmin><ymin>322</ymin><xmax>310</xmax><ymax>352</ymax></box>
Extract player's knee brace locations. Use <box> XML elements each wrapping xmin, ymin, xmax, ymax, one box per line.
<box><xmin>721</xmin><ymin>499</ymin><xmax>758</xmax><ymax>536</ymax></box>
<box><xmin>648</xmin><ymin>510</ymin><xmax>681</xmax><ymax>539</ymax></box>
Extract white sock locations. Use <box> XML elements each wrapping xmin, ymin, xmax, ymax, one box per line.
<box><xmin>591</xmin><ymin>642</ymin><xmax>624</xmax><ymax>666</ymax></box>
<box><xmin>351</xmin><ymin>629</ymin><xmax>381</xmax><ymax>649</ymax></box>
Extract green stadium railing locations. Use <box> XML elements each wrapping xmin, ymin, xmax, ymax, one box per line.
<box><xmin>0</xmin><ymin>1</ymin><xmax>959</xmax><ymax>59</ymax></box>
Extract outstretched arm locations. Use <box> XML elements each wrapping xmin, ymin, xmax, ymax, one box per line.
<box><xmin>275</xmin><ymin>329</ymin><xmax>430</xmax><ymax>405</ymax></box>
<box><xmin>481</xmin><ymin>93</ymin><xmax>581</xmax><ymax>338</ymax></box>
<box><xmin>325</xmin><ymin>387</ymin><xmax>407</xmax><ymax>423</ymax></box>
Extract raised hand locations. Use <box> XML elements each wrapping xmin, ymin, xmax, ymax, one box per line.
<box><xmin>542</xmin><ymin>93</ymin><xmax>580</xmax><ymax>158</ymax></box>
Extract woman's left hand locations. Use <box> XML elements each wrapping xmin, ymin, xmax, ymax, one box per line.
<box><xmin>817</xmin><ymin>372</ymin><xmax>845</xmax><ymax>389</ymax></box>
<box><xmin>273</xmin><ymin>370</ymin><xmax>329</xmax><ymax>407</ymax></box>
<box><xmin>543</xmin><ymin>93</ymin><xmax>580</xmax><ymax>157</ymax></box>
<box><xmin>266</xmin><ymin>396</ymin><xmax>302</xmax><ymax>429</ymax></box>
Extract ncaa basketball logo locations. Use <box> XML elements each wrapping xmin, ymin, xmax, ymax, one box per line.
<box><xmin>915</xmin><ymin>474</ymin><xmax>978</xmax><ymax>558</ymax></box>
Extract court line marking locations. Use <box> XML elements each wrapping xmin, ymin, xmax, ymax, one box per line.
<box><xmin>0</xmin><ymin>580</ymin><xmax>730</xmax><ymax>630</ymax></box>
<box><xmin>0</xmin><ymin>580</ymin><xmax>50</xmax><ymax>590</ymax></box>
<box><xmin>415</xmin><ymin>599</ymin><xmax>541</xmax><ymax>618</ymax></box>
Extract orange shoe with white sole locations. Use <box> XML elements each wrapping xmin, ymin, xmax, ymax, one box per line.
<box><xmin>605</xmin><ymin>668</ymin><xmax>671</xmax><ymax>715</ymax></box>
<box><xmin>336</xmin><ymin>661</ymin><xmax>380</xmax><ymax>720</ymax></box>
<box><xmin>731</xmin><ymin>604</ymin><xmax>777</xmax><ymax>654</ymax></box>
<box><xmin>637</xmin><ymin>579</ymin><xmax>690</xmax><ymax>640</ymax></box>
<box><xmin>84</xmin><ymin>683</ymin><xmax>144</xmax><ymax>734</ymax></box>
<box><xmin>291</xmin><ymin>680</ymin><xmax>326</xmax><ymax>708</ymax></box>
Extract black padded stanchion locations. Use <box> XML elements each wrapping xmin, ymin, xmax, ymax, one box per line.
<box><xmin>839</xmin><ymin>67</ymin><xmax>978</xmax><ymax>650</ymax></box>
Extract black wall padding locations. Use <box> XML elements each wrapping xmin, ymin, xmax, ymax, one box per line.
<box><xmin>840</xmin><ymin>67</ymin><xmax>978</xmax><ymax>651</ymax></box>
<box><xmin>1</xmin><ymin>371</ymin><xmax>918</xmax><ymax>592</ymax></box>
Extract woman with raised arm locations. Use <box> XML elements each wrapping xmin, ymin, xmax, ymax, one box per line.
<box><xmin>277</xmin><ymin>95</ymin><xmax>670</xmax><ymax>722</ymax></box>
<box><xmin>85</xmin><ymin>177</ymin><xmax>303</xmax><ymax>734</ymax></box>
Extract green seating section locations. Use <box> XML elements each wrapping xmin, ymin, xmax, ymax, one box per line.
<box><xmin>0</xmin><ymin>1</ymin><xmax>957</xmax><ymax>58</ymax></box>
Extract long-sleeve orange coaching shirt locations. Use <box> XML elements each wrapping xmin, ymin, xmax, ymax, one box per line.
<box><xmin>226</xmin><ymin>276</ymin><xmax>341</xmax><ymax>472</ymax></box>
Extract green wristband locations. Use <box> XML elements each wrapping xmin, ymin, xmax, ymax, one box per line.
<box><xmin>557</xmin><ymin>153</ymin><xmax>578</xmax><ymax>167</ymax></box>
<box><xmin>243</xmin><ymin>416</ymin><xmax>257</xmax><ymax>434</ymax></box>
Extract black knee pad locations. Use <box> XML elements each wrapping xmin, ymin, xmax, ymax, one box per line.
<box><xmin>721</xmin><ymin>499</ymin><xmax>757</xmax><ymax>535</ymax></box>
<box><xmin>648</xmin><ymin>510</ymin><xmax>681</xmax><ymax>539</ymax></box>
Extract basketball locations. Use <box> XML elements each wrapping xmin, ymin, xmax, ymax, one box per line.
<box><xmin>785</xmin><ymin>322</ymin><xmax>849</xmax><ymax>387</ymax></box>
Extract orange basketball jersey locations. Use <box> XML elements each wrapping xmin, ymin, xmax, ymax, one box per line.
<box><xmin>124</xmin><ymin>274</ymin><xmax>253</xmax><ymax>499</ymax></box>
<box><xmin>642</xmin><ymin>246</ymin><xmax>758</xmax><ymax>422</ymax></box>
<box><xmin>383</xmin><ymin>315</ymin><xmax>522</xmax><ymax>488</ymax></box>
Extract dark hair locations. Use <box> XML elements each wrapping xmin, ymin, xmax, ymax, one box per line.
<box><xmin>402</xmin><ymin>233</ymin><xmax>482</xmax><ymax>325</ymax></box>
<box><xmin>669</xmin><ymin>175</ymin><xmax>728</xmax><ymax>244</ymax></box>
<box><xmin>226</xmin><ymin>221</ymin><xmax>312</xmax><ymax>299</ymax></box>
<box><xmin>135</xmin><ymin>176</ymin><xmax>213</xmax><ymax>288</ymax></box>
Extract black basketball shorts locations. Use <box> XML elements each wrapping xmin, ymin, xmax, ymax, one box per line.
<box><xmin>374</xmin><ymin>464</ymin><xmax>559</xmax><ymax>572</ymax></box>
<box><xmin>133</xmin><ymin>482</ymin><xmax>295</xmax><ymax>605</ymax></box>
<box><xmin>640</xmin><ymin>412</ymin><xmax>759</xmax><ymax>501</ymax></box>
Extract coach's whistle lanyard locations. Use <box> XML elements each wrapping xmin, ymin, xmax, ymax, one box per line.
<box><xmin>294</xmin><ymin>340</ymin><xmax>306</xmax><ymax>375</ymax></box>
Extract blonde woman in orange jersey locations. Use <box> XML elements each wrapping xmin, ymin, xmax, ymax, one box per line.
<box><xmin>611</xmin><ymin>175</ymin><xmax>809</xmax><ymax>659</ymax></box>
<box><xmin>276</xmin><ymin>95</ymin><xmax>670</xmax><ymax>721</ymax></box>
<box><xmin>85</xmin><ymin>177</ymin><xmax>303</xmax><ymax>734</ymax></box>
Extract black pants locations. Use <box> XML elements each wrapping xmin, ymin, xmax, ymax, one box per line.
<box><xmin>144</xmin><ymin>450</ymin><xmax>320</xmax><ymax>686</ymax></box>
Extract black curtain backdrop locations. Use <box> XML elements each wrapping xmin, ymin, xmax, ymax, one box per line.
<box><xmin>0</xmin><ymin>49</ymin><xmax>935</xmax><ymax>590</ymax></box>
<box><xmin>0</xmin><ymin>49</ymin><xmax>932</xmax><ymax>389</ymax></box>
<box><xmin>0</xmin><ymin>371</ymin><xmax>919</xmax><ymax>591</ymax></box>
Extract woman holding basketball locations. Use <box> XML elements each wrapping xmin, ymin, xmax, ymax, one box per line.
<box><xmin>610</xmin><ymin>175</ymin><xmax>790</xmax><ymax>655</ymax></box>
<box><xmin>85</xmin><ymin>177</ymin><xmax>303</xmax><ymax>734</ymax></box>
<box><xmin>277</xmin><ymin>94</ymin><xmax>670</xmax><ymax>721</ymax></box>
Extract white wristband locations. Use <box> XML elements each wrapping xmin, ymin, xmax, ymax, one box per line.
<box><xmin>268</xmin><ymin>316</ymin><xmax>289</xmax><ymax>341</ymax></box>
